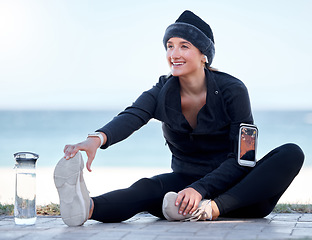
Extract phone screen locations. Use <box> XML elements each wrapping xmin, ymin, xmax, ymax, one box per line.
<box><xmin>239</xmin><ymin>126</ymin><xmax>257</xmax><ymax>161</ymax></box>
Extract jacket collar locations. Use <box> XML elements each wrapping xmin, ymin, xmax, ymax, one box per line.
<box><xmin>160</xmin><ymin>69</ymin><xmax>229</xmax><ymax>133</ymax></box>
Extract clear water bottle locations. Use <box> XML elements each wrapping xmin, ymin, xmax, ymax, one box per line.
<box><xmin>14</xmin><ymin>152</ymin><xmax>39</xmax><ymax>225</ymax></box>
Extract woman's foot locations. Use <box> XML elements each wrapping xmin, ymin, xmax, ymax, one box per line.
<box><xmin>162</xmin><ymin>192</ymin><xmax>219</xmax><ymax>221</ymax></box>
<box><xmin>210</xmin><ymin>200</ymin><xmax>220</xmax><ymax>220</ymax></box>
<box><xmin>162</xmin><ymin>192</ymin><xmax>194</xmax><ymax>221</ymax></box>
<box><xmin>54</xmin><ymin>151</ymin><xmax>90</xmax><ymax>226</ymax></box>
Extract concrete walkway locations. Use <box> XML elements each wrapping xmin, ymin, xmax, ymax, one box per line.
<box><xmin>1</xmin><ymin>213</ymin><xmax>312</xmax><ymax>240</ymax></box>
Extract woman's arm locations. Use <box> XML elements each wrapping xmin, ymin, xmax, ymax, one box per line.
<box><xmin>97</xmin><ymin>78</ymin><xmax>165</xmax><ymax>149</ymax></box>
<box><xmin>63</xmin><ymin>76</ymin><xmax>167</xmax><ymax>170</ymax></box>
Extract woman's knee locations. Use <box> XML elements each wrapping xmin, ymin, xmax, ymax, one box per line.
<box><xmin>272</xmin><ymin>143</ymin><xmax>305</xmax><ymax>175</ymax></box>
<box><xmin>259</xmin><ymin>143</ymin><xmax>305</xmax><ymax>175</ymax></box>
<box><xmin>130</xmin><ymin>177</ymin><xmax>163</xmax><ymax>195</ymax></box>
<box><xmin>280</xmin><ymin>143</ymin><xmax>305</xmax><ymax>166</ymax></box>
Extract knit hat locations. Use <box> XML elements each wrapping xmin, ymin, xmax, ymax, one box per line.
<box><xmin>163</xmin><ymin>10</ymin><xmax>215</xmax><ymax>67</ymax></box>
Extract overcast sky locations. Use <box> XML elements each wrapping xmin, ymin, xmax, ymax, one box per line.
<box><xmin>0</xmin><ymin>0</ymin><xmax>311</xmax><ymax>111</ymax></box>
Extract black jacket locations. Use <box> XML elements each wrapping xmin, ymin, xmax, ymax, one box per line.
<box><xmin>97</xmin><ymin>69</ymin><xmax>254</xmax><ymax>198</ymax></box>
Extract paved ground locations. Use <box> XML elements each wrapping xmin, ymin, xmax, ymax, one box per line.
<box><xmin>1</xmin><ymin>213</ymin><xmax>312</xmax><ymax>240</ymax></box>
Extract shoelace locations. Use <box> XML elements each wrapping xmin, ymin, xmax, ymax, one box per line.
<box><xmin>183</xmin><ymin>200</ymin><xmax>212</xmax><ymax>222</ymax></box>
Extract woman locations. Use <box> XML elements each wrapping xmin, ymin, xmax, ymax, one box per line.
<box><xmin>54</xmin><ymin>10</ymin><xmax>304</xmax><ymax>226</ymax></box>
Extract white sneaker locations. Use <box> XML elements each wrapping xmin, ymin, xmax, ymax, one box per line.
<box><xmin>162</xmin><ymin>192</ymin><xmax>212</xmax><ymax>222</ymax></box>
<box><xmin>54</xmin><ymin>151</ymin><xmax>90</xmax><ymax>226</ymax></box>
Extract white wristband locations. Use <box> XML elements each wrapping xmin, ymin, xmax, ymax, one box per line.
<box><xmin>88</xmin><ymin>132</ymin><xmax>104</xmax><ymax>147</ymax></box>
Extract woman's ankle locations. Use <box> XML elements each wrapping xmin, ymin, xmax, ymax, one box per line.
<box><xmin>211</xmin><ymin>200</ymin><xmax>220</xmax><ymax>220</ymax></box>
<box><xmin>88</xmin><ymin>198</ymin><xmax>94</xmax><ymax>219</ymax></box>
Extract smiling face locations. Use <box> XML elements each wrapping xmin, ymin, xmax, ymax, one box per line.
<box><xmin>166</xmin><ymin>37</ymin><xmax>205</xmax><ymax>78</ymax></box>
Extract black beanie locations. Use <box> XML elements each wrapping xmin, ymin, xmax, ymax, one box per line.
<box><xmin>163</xmin><ymin>10</ymin><xmax>215</xmax><ymax>67</ymax></box>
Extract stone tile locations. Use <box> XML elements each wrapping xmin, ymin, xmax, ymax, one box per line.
<box><xmin>224</xmin><ymin>231</ymin><xmax>258</xmax><ymax>240</ymax></box>
<box><xmin>262</xmin><ymin>226</ymin><xmax>294</xmax><ymax>234</ymax></box>
<box><xmin>204</xmin><ymin>221</ymin><xmax>239</xmax><ymax>229</ymax></box>
<box><xmin>296</xmin><ymin>222</ymin><xmax>312</xmax><ymax>228</ymax></box>
<box><xmin>157</xmin><ymin>237</ymin><xmax>222</xmax><ymax>240</ymax></box>
<box><xmin>93</xmin><ymin>230</ymin><xmax>129</xmax><ymax>239</ymax></box>
<box><xmin>0</xmin><ymin>232</ymin><xmax>29</xmax><ymax>240</ymax></box>
<box><xmin>196</xmin><ymin>229</ymin><xmax>228</xmax><ymax>238</ymax></box>
<box><xmin>292</xmin><ymin>228</ymin><xmax>312</xmax><ymax>237</ymax></box>
<box><xmin>122</xmin><ymin>233</ymin><xmax>157</xmax><ymax>240</ymax></box>
<box><xmin>0</xmin><ymin>214</ymin><xmax>312</xmax><ymax>240</ymax></box>
<box><xmin>141</xmin><ymin>224</ymin><xmax>173</xmax><ymax>232</ymax></box>
<box><xmin>299</xmin><ymin>214</ymin><xmax>312</xmax><ymax>222</ymax></box>
<box><xmin>167</xmin><ymin>225</ymin><xmax>203</xmax><ymax>233</ymax></box>
<box><xmin>268</xmin><ymin>221</ymin><xmax>296</xmax><ymax>228</ymax></box>
<box><xmin>155</xmin><ymin>237</ymin><xmax>215</xmax><ymax>240</ymax></box>
<box><xmin>271</xmin><ymin>213</ymin><xmax>302</xmax><ymax>221</ymax></box>
<box><xmin>256</xmin><ymin>232</ymin><xmax>295</xmax><ymax>239</ymax></box>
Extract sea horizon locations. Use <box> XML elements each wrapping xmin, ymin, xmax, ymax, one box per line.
<box><xmin>0</xmin><ymin>109</ymin><xmax>311</xmax><ymax>168</ymax></box>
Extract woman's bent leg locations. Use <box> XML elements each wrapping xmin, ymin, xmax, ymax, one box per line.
<box><xmin>214</xmin><ymin>143</ymin><xmax>304</xmax><ymax>218</ymax></box>
<box><xmin>91</xmin><ymin>172</ymin><xmax>198</xmax><ymax>222</ymax></box>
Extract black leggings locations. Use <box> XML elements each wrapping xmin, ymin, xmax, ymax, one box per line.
<box><xmin>91</xmin><ymin>143</ymin><xmax>304</xmax><ymax>222</ymax></box>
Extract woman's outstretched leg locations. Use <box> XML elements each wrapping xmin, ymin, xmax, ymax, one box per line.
<box><xmin>214</xmin><ymin>143</ymin><xmax>304</xmax><ymax>218</ymax></box>
<box><xmin>91</xmin><ymin>172</ymin><xmax>199</xmax><ymax>222</ymax></box>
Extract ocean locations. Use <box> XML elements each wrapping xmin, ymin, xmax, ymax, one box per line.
<box><xmin>0</xmin><ymin>110</ymin><xmax>311</xmax><ymax>169</ymax></box>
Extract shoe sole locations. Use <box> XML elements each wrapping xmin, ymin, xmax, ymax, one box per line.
<box><xmin>53</xmin><ymin>152</ymin><xmax>88</xmax><ymax>226</ymax></box>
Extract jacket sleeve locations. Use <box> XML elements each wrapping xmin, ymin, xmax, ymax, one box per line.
<box><xmin>96</xmin><ymin>77</ymin><xmax>165</xmax><ymax>149</ymax></box>
<box><xmin>188</xmin><ymin>80</ymin><xmax>254</xmax><ymax>199</ymax></box>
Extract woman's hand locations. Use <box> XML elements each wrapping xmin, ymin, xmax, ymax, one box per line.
<box><xmin>63</xmin><ymin>133</ymin><xmax>106</xmax><ymax>172</ymax></box>
<box><xmin>175</xmin><ymin>187</ymin><xmax>202</xmax><ymax>216</ymax></box>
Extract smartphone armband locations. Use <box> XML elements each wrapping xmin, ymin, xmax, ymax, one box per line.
<box><xmin>237</xmin><ymin>123</ymin><xmax>258</xmax><ymax>167</ymax></box>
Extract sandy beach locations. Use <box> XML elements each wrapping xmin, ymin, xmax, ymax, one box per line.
<box><xmin>1</xmin><ymin>166</ymin><xmax>311</xmax><ymax>205</ymax></box>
